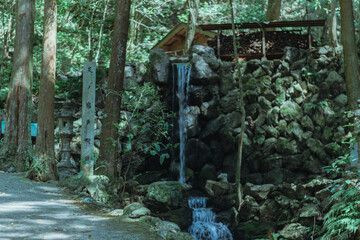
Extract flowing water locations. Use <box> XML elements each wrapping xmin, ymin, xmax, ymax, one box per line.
<box><xmin>173</xmin><ymin>63</ymin><xmax>191</xmax><ymax>184</ymax></box>
<box><xmin>188</xmin><ymin>198</ymin><xmax>233</xmax><ymax>240</ymax></box>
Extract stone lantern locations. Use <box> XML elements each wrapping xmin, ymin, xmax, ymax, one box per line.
<box><xmin>56</xmin><ymin>101</ymin><xmax>77</xmax><ymax>181</ymax></box>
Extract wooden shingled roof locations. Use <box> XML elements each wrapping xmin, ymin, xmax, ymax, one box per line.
<box><xmin>151</xmin><ymin>22</ymin><xmax>217</xmax><ymax>56</ymax></box>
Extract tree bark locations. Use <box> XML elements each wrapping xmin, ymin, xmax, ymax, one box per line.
<box><xmin>2</xmin><ymin>0</ymin><xmax>35</xmax><ymax>171</ymax></box>
<box><xmin>329</xmin><ymin>0</ymin><xmax>337</xmax><ymax>47</ymax></box>
<box><xmin>266</xmin><ymin>0</ymin><xmax>281</xmax><ymax>21</ymax></box>
<box><xmin>184</xmin><ymin>0</ymin><xmax>200</xmax><ymax>55</ymax></box>
<box><xmin>30</xmin><ymin>0</ymin><xmax>57</xmax><ymax>181</ymax></box>
<box><xmin>230</xmin><ymin>0</ymin><xmax>245</xmax><ymax>211</ymax></box>
<box><xmin>340</xmin><ymin>0</ymin><xmax>360</xmax><ymax>111</ymax></box>
<box><xmin>98</xmin><ymin>0</ymin><xmax>131</xmax><ymax>179</ymax></box>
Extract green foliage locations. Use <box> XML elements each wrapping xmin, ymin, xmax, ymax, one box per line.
<box><xmin>114</xmin><ymin>82</ymin><xmax>174</xmax><ymax>171</ymax></box>
<box><xmin>321</xmin><ymin>111</ymin><xmax>360</xmax><ymax>239</ymax></box>
<box><xmin>320</xmin><ymin>182</ymin><xmax>360</xmax><ymax>240</ymax></box>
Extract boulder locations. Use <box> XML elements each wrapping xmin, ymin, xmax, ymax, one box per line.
<box><xmin>123</xmin><ymin>202</ymin><xmax>151</xmax><ymax>218</ymax></box>
<box><xmin>244</xmin><ymin>183</ymin><xmax>275</xmax><ymax>201</ymax></box>
<box><xmin>149</xmin><ymin>48</ymin><xmax>169</xmax><ymax>84</ymax></box>
<box><xmin>145</xmin><ymin>181</ymin><xmax>189</xmax><ymax>211</ymax></box>
<box><xmin>200</xmin><ymin>114</ymin><xmax>226</xmax><ymax>139</ymax></box>
<box><xmin>186</xmin><ymin>139</ymin><xmax>211</xmax><ymax>170</ymax></box>
<box><xmin>306</xmin><ymin>138</ymin><xmax>326</xmax><ymax>159</ymax></box>
<box><xmin>279</xmin><ymin>223</ymin><xmax>308</xmax><ymax>240</ymax></box>
<box><xmin>220</xmin><ymin>89</ymin><xmax>241</xmax><ymax>113</ymax></box>
<box><xmin>198</xmin><ymin>164</ymin><xmax>217</xmax><ymax>188</ymax></box>
<box><xmin>192</xmin><ymin>45</ymin><xmax>220</xmax><ymax>71</ymax></box>
<box><xmin>219</xmin><ymin>62</ymin><xmax>235</xmax><ymax>95</ymax></box>
<box><xmin>190</xmin><ymin>53</ymin><xmax>220</xmax><ymax>85</ymax></box>
<box><xmin>279</xmin><ymin>101</ymin><xmax>303</xmax><ymax>122</ymax></box>
<box><xmin>239</xmin><ymin>195</ymin><xmax>259</xmax><ymax>221</ymax></box>
<box><xmin>200</xmin><ymin>99</ymin><xmax>221</xmax><ymax>119</ymax></box>
<box><xmin>276</xmin><ymin>137</ymin><xmax>298</xmax><ymax>155</ymax></box>
<box><xmin>188</xmin><ymin>85</ymin><xmax>213</xmax><ymax>106</ymax></box>
<box><xmin>205</xmin><ymin>180</ymin><xmax>232</xmax><ymax>196</ymax></box>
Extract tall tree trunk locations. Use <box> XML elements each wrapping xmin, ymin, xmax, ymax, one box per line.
<box><xmin>266</xmin><ymin>0</ymin><xmax>281</xmax><ymax>21</ymax></box>
<box><xmin>184</xmin><ymin>0</ymin><xmax>200</xmax><ymax>55</ymax></box>
<box><xmin>95</xmin><ymin>0</ymin><xmax>110</xmax><ymax>63</ymax></box>
<box><xmin>230</xmin><ymin>0</ymin><xmax>245</xmax><ymax>211</ymax></box>
<box><xmin>30</xmin><ymin>0</ymin><xmax>57</xmax><ymax>181</ymax></box>
<box><xmin>2</xmin><ymin>0</ymin><xmax>35</xmax><ymax>171</ymax></box>
<box><xmin>340</xmin><ymin>0</ymin><xmax>360</xmax><ymax>111</ymax></box>
<box><xmin>98</xmin><ymin>0</ymin><xmax>131</xmax><ymax>179</ymax></box>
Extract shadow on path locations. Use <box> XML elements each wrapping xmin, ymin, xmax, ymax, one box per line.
<box><xmin>0</xmin><ymin>172</ymin><xmax>159</xmax><ymax>240</ymax></box>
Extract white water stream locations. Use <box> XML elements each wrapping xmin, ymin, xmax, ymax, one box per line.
<box><xmin>173</xmin><ymin>63</ymin><xmax>191</xmax><ymax>183</ymax></box>
<box><xmin>188</xmin><ymin>198</ymin><xmax>233</xmax><ymax>240</ymax></box>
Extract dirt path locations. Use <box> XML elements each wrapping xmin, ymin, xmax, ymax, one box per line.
<box><xmin>0</xmin><ymin>172</ymin><xmax>159</xmax><ymax>240</ymax></box>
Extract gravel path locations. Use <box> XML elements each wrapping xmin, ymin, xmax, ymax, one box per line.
<box><xmin>0</xmin><ymin>172</ymin><xmax>159</xmax><ymax>240</ymax></box>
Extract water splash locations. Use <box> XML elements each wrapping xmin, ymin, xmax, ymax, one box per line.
<box><xmin>188</xmin><ymin>198</ymin><xmax>233</xmax><ymax>240</ymax></box>
<box><xmin>173</xmin><ymin>63</ymin><xmax>191</xmax><ymax>184</ymax></box>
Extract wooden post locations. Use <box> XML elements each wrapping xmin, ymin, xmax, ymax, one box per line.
<box><xmin>81</xmin><ymin>61</ymin><xmax>96</xmax><ymax>176</ymax></box>
<box><xmin>308</xmin><ymin>26</ymin><xmax>312</xmax><ymax>50</ymax></box>
<box><xmin>262</xmin><ymin>28</ymin><xmax>266</xmax><ymax>58</ymax></box>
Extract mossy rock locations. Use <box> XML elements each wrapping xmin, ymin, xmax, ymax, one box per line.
<box><xmin>145</xmin><ymin>181</ymin><xmax>189</xmax><ymax>211</ymax></box>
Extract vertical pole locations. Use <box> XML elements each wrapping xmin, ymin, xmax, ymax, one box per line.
<box><xmin>217</xmin><ymin>28</ymin><xmax>221</xmax><ymax>58</ymax></box>
<box><xmin>308</xmin><ymin>26</ymin><xmax>312</xmax><ymax>50</ymax></box>
<box><xmin>262</xmin><ymin>28</ymin><xmax>266</xmax><ymax>58</ymax></box>
<box><xmin>81</xmin><ymin>61</ymin><xmax>96</xmax><ymax>176</ymax></box>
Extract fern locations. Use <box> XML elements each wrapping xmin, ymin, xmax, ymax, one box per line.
<box><xmin>320</xmin><ymin>183</ymin><xmax>360</xmax><ymax>240</ymax></box>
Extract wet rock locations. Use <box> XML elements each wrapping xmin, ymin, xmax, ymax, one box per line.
<box><xmin>200</xmin><ymin>114</ymin><xmax>225</xmax><ymax>139</ymax></box>
<box><xmin>283</xmin><ymin>46</ymin><xmax>301</xmax><ymax>63</ymax></box>
<box><xmin>186</xmin><ymin>139</ymin><xmax>211</xmax><ymax>170</ymax></box>
<box><xmin>239</xmin><ymin>195</ymin><xmax>259</xmax><ymax>221</ymax></box>
<box><xmin>287</xmin><ymin>121</ymin><xmax>303</xmax><ymax>141</ymax></box>
<box><xmin>188</xmin><ymin>85</ymin><xmax>213</xmax><ymax>106</ymax></box>
<box><xmin>306</xmin><ymin>138</ymin><xmax>326</xmax><ymax>159</ymax></box>
<box><xmin>276</xmin><ymin>137</ymin><xmax>298</xmax><ymax>154</ymax></box>
<box><xmin>220</xmin><ymin>89</ymin><xmax>241</xmax><ymax>113</ymax></box>
<box><xmin>200</xmin><ymin>99</ymin><xmax>221</xmax><ymax>119</ymax></box>
<box><xmin>149</xmin><ymin>48</ymin><xmax>169</xmax><ymax>84</ymax></box>
<box><xmin>124</xmin><ymin>202</ymin><xmax>151</xmax><ymax>218</ymax></box>
<box><xmin>224</xmin><ymin>111</ymin><xmax>242</xmax><ymax>129</ymax></box>
<box><xmin>280</xmin><ymin>101</ymin><xmax>303</xmax><ymax>122</ymax></box>
<box><xmin>191</xmin><ymin>53</ymin><xmax>220</xmax><ymax>85</ymax></box>
<box><xmin>192</xmin><ymin>45</ymin><xmax>220</xmax><ymax>71</ymax></box>
<box><xmin>244</xmin><ymin>183</ymin><xmax>274</xmax><ymax>201</ymax></box>
<box><xmin>299</xmin><ymin>203</ymin><xmax>318</xmax><ymax>218</ymax></box>
<box><xmin>185</xmin><ymin>106</ymin><xmax>200</xmax><ymax>138</ymax></box>
<box><xmin>219</xmin><ymin>62</ymin><xmax>235</xmax><ymax>95</ymax></box>
<box><xmin>205</xmin><ymin>180</ymin><xmax>232</xmax><ymax>196</ymax></box>
<box><xmin>279</xmin><ymin>223</ymin><xmax>308</xmax><ymax>240</ymax></box>
<box><xmin>300</xmin><ymin>115</ymin><xmax>314</xmax><ymax>131</ymax></box>
<box><xmin>145</xmin><ymin>181</ymin><xmax>189</xmax><ymax>211</ymax></box>
<box><xmin>334</xmin><ymin>94</ymin><xmax>348</xmax><ymax>107</ymax></box>
<box><xmin>199</xmin><ymin>164</ymin><xmax>217</xmax><ymax>188</ymax></box>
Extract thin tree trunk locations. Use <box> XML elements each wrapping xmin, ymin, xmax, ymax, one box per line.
<box><xmin>230</xmin><ymin>0</ymin><xmax>245</xmax><ymax>211</ymax></box>
<box><xmin>2</xmin><ymin>0</ymin><xmax>35</xmax><ymax>171</ymax></box>
<box><xmin>95</xmin><ymin>0</ymin><xmax>110</xmax><ymax>63</ymax></box>
<box><xmin>329</xmin><ymin>0</ymin><xmax>337</xmax><ymax>47</ymax></box>
<box><xmin>98</xmin><ymin>0</ymin><xmax>131</xmax><ymax>179</ymax></box>
<box><xmin>30</xmin><ymin>0</ymin><xmax>57</xmax><ymax>181</ymax></box>
<box><xmin>184</xmin><ymin>0</ymin><xmax>200</xmax><ymax>55</ymax></box>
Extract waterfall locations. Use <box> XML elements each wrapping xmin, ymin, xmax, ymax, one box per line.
<box><xmin>188</xmin><ymin>198</ymin><xmax>233</xmax><ymax>240</ymax></box>
<box><xmin>173</xmin><ymin>63</ymin><xmax>191</xmax><ymax>184</ymax></box>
